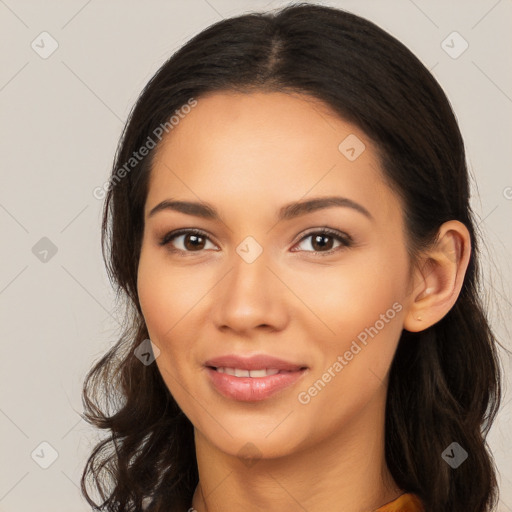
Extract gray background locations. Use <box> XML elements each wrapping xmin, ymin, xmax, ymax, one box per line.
<box><xmin>1</xmin><ymin>0</ymin><xmax>511</xmax><ymax>510</ymax></box>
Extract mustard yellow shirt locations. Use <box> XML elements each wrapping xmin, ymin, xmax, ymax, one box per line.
<box><xmin>375</xmin><ymin>493</ymin><xmax>424</xmax><ymax>512</ymax></box>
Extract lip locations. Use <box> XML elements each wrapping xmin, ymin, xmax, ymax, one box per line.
<box><xmin>204</xmin><ymin>354</ymin><xmax>306</xmax><ymax>372</ymax></box>
<box><xmin>204</xmin><ymin>354</ymin><xmax>308</xmax><ymax>402</ymax></box>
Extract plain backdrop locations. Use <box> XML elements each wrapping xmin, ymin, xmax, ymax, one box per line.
<box><xmin>1</xmin><ymin>1</ymin><xmax>511</xmax><ymax>510</ymax></box>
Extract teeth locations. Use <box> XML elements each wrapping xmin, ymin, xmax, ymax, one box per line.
<box><xmin>216</xmin><ymin>367</ymin><xmax>281</xmax><ymax>377</ymax></box>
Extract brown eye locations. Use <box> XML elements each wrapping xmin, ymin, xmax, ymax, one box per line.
<box><xmin>159</xmin><ymin>229</ymin><xmax>217</xmax><ymax>253</ymax></box>
<box><xmin>183</xmin><ymin>233</ymin><xmax>206</xmax><ymax>251</ymax></box>
<box><xmin>293</xmin><ymin>229</ymin><xmax>352</xmax><ymax>255</ymax></box>
<box><xmin>310</xmin><ymin>233</ymin><xmax>335</xmax><ymax>251</ymax></box>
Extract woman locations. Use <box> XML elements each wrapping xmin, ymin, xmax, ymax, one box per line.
<box><xmin>81</xmin><ymin>4</ymin><xmax>503</xmax><ymax>511</ymax></box>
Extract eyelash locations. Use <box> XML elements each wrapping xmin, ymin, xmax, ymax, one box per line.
<box><xmin>158</xmin><ymin>227</ymin><xmax>353</xmax><ymax>257</ymax></box>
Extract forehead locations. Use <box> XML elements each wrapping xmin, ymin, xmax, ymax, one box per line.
<box><xmin>145</xmin><ymin>91</ymin><xmax>399</xmax><ymax>223</ymax></box>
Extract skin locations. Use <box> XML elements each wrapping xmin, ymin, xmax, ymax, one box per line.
<box><xmin>137</xmin><ymin>91</ymin><xmax>471</xmax><ymax>512</ymax></box>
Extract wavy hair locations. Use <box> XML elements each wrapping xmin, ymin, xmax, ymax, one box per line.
<box><xmin>81</xmin><ymin>4</ymin><xmax>504</xmax><ymax>511</ymax></box>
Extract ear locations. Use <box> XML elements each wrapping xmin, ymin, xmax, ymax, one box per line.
<box><xmin>403</xmin><ymin>220</ymin><xmax>471</xmax><ymax>333</ymax></box>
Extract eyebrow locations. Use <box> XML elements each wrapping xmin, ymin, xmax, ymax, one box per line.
<box><xmin>147</xmin><ymin>195</ymin><xmax>373</xmax><ymax>222</ymax></box>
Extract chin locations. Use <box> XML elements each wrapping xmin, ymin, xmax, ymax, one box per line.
<box><xmin>197</xmin><ymin>419</ymin><xmax>305</xmax><ymax>461</ymax></box>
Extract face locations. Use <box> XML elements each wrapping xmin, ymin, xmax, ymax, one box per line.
<box><xmin>137</xmin><ymin>91</ymin><xmax>414</xmax><ymax>460</ymax></box>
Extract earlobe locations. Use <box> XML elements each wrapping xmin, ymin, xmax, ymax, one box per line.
<box><xmin>403</xmin><ymin>221</ymin><xmax>471</xmax><ymax>333</ymax></box>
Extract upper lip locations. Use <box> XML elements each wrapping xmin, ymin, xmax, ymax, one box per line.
<box><xmin>204</xmin><ymin>354</ymin><xmax>307</xmax><ymax>371</ymax></box>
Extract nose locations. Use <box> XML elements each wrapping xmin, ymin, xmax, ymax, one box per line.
<box><xmin>211</xmin><ymin>249</ymin><xmax>289</xmax><ymax>335</ymax></box>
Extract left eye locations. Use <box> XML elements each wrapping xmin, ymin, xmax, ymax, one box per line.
<box><xmin>159</xmin><ymin>228</ymin><xmax>352</xmax><ymax>255</ymax></box>
<box><xmin>292</xmin><ymin>229</ymin><xmax>352</xmax><ymax>254</ymax></box>
<box><xmin>159</xmin><ymin>229</ymin><xmax>216</xmax><ymax>253</ymax></box>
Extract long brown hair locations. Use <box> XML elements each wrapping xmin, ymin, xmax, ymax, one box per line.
<box><xmin>81</xmin><ymin>4</ymin><xmax>504</xmax><ymax>511</ymax></box>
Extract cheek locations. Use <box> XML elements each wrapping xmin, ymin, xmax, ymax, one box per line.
<box><xmin>137</xmin><ymin>250</ymin><xmax>202</xmax><ymax>342</ymax></box>
<box><xmin>137</xmin><ymin>254</ymin><xmax>167</xmax><ymax>340</ymax></box>
<box><xmin>137</xmin><ymin>255</ymin><xmax>196</xmax><ymax>407</ymax></box>
<box><xmin>136</xmin><ymin>250</ymin><xmax>216</xmax><ymax>399</ymax></box>
<box><xmin>294</xmin><ymin>300</ymin><xmax>404</xmax><ymax>441</ymax></box>
<box><xmin>296</xmin><ymin>246</ymin><xmax>408</xmax><ymax>404</ymax></box>
<box><xmin>306</xmin><ymin>249</ymin><xmax>408</xmax><ymax>344</ymax></box>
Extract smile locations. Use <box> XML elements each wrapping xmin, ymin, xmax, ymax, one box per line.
<box><xmin>206</xmin><ymin>366</ymin><xmax>307</xmax><ymax>401</ymax></box>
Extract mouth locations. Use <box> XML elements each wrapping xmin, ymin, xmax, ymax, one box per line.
<box><xmin>205</xmin><ymin>365</ymin><xmax>308</xmax><ymax>401</ymax></box>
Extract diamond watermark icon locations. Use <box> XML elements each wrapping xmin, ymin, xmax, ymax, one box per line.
<box><xmin>134</xmin><ymin>338</ymin><xmax>161</xmax><ymax>365</ymax></box>
<box><xmin>236</xmin><ymin>236</ymin><xmax>263</xmax><ymax>264</ymax></box>
<box><xmin>441</xmin><ymin>31</ymin><xmax>468</xmax><ymax>59</ymax></box>
<box><xmin>31</xmin><ymin>441</ymin><xmax>59</xmax><ymax>469</ymax></box>
<box><xmin>31</xmin><ymin>32</ymin><xmax>59</xmax><ymax>59</ymax></box>
<box><xmin>338</xmin><ymin>134</ymin><xmax>366</xmax><ymax>161</ymax></box>
<box><xmin>237</xmin><ymin>442</ymin><xmax>262</xmax><ymax>468</ymax></box>
<box><xmin>32</xmin><ymin>237</ymin><xmax>58</xmax><ymax>263</ymax></box>
<box><xmin>441</xmin><ymin>442</ymin><xmax>468</xmax><ymax>468</ymax></box>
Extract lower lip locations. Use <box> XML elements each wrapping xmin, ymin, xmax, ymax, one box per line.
<box><xmin>206</xmin><ymin>367</ymin><xmax>307</xmax><ymax>402</ymax></box>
